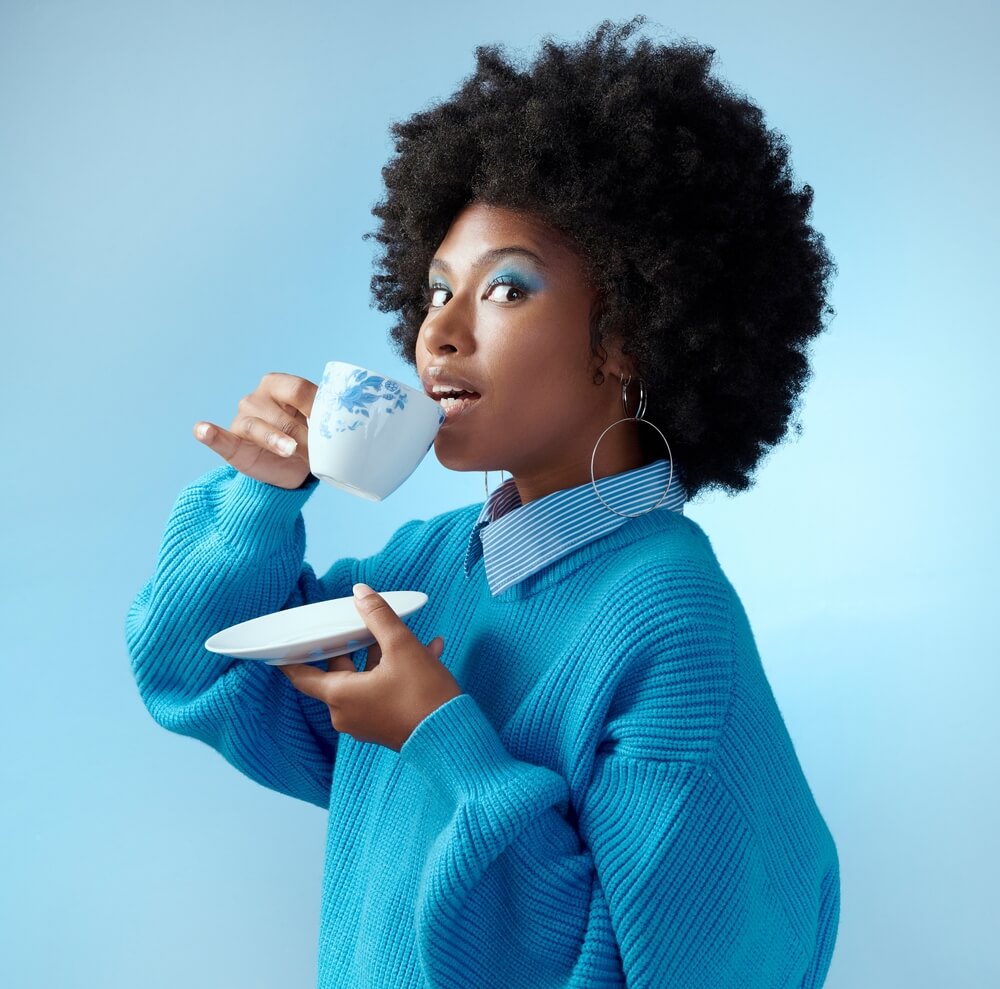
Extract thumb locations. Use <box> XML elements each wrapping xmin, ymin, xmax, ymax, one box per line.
<box><xmin>353</xmin><ymin>583</ymin><xmax>409</xmax><ymax>651</ymax></box>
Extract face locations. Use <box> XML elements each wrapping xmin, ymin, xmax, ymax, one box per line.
<box><xmin>415</xmin><ymin>202</ymin><xmax>641</xmax><ymax>503</ymax></box>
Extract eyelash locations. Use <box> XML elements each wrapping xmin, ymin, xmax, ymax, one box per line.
<box><xmin>424</xmin><ymin>275</ymin><xmax>529</xmax><ymax>310</ymax></box>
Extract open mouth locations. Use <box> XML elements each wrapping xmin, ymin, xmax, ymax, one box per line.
<box><xmin>436</xmin><ymin>391</ymin><xmax>482</xmax><ymax>420</ymax></box>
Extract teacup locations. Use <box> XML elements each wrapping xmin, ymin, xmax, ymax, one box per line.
<box><xmin>306</xmin><ymin>361</ymin><xmax>445</xmax><ymax>501</ymax></box>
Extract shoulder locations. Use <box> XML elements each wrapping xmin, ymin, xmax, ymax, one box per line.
<box><xmin>597</xmin><ymin>509</ymin><xmax>740</xmax><ymax>616</ymax></box>
<box><xmin>596</xmin><ymin>512</ymin><xmax>753</xmax><ymax>762</ymax></box>
<box><xmin>613</xmin><ymin>511</ymin><xmax>752</xmax><ymax>660</ymax></box>
<box><xmin>382</xmin><ymin>501</ymin><xmax>482</xmax><ymax>550</ymax></box>
<box><xmin>422</xmin><ymin>500</ymin><xmax>485</xmax><ymax>537</ymax></box>
<box><xmin>363</xmin><ymin>501</ymin><xmax>482</xmax><ymax>577</ymax></box>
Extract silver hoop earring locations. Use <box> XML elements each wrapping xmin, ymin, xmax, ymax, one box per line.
<box><xmin>590</xmin><ymin>374</ymin><xmax>674</xmax><ymax>518</ymax></box>
<box><xmin>484</xmin><ymin>469</ymin><xmax>508</xmax><ymax>496</ymax></box>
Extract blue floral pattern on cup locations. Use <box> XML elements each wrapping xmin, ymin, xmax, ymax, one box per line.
<box><xmin>319</xmin><ymin>368</ymin><xmax>410</xmax><ymax>437</ymax></box>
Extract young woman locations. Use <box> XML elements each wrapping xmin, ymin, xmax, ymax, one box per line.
<box><xmin>127</xmin><ymin>17</ymin><xmax>839</xmax><ymax>987</ymax></box>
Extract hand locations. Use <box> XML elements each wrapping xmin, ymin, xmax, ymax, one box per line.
<box><xmin>280</xmin><ymin>584</ymin><xmax>463</xmax><ymax>751</ymax></box>
<box><xmin>193</xmin><ymin>372</ymin><xmax>318</xmax><ymax>489</ymax></box>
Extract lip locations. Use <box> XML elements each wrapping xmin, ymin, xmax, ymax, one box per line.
<box><xmin>420</xmin><ymin>365</ymin><xmax>482</xmax><ymax>401</ymax></box>
<box><xmin>439</xmin><ymin>394</ymin><xmax>482</xmax><ymax>423</ymax></box>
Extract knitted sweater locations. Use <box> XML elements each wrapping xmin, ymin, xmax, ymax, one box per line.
<box><xmin>126</xmin><ymin>465</ymin><xmax>840</xmax><ymax>988</ymax></box>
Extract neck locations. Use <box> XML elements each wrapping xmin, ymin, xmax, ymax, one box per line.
<box><xmin>510</xmin><ymin>423</ymin><xmax>647</xmax><ymax>505</ymax></box>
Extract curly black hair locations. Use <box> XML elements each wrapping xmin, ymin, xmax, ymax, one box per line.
<box><xmin>366</xmin><ymin>15</ymin><xmax>836</xmax><ymax>499</ymax></box>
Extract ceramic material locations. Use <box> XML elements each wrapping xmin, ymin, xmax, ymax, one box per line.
<box><xmin>204</xmin><ymin>590</ymin><xmax>429</xmax><ymax>666</ymax></box>
<box><xmin>306</xmin><ymin>361</ymin><xmax>445</xmax><ymax>501</ymax></box>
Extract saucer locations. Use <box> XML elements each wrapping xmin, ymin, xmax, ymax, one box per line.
<box><xmin>204</xmin><ymin>590</ymin><xmax>428</xmax><ymax>666</ymax></box>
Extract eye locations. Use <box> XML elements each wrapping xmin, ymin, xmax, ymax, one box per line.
<box><xmin>485</xmin><ymin>277</ymin><xmax>528</xmax><ymax>303</ymax></box>
<box><xmin>426</xmin><ymin>284</ymin><xmax>451</xmax><ymax>309</ymax></box>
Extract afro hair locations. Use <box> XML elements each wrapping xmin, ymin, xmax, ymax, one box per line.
<box><xmin>366</xmin><ymin>15</ymin><xmax>836</xmax><ymax>498</ymax></box>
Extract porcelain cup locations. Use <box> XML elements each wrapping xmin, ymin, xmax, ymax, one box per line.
<box><xmin>306</xmin><ymin>361</ymin><xmax>445</xmax><ymax>501</ymax></box>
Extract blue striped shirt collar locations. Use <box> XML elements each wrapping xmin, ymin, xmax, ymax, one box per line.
<box><xmin>464</xmin><ymin>458</ymin><xmax>687</xmax><ymax>596</ymax></box>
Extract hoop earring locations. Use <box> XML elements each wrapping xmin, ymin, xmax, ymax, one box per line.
<box><xmin>590</xmin><ymin>374</ymin><xmax>674</xmax><ymax>519</ymax></box>
<box><xmin>484</xmin><ymin>469</ymin><xmax>508</xmax><ymax>496</ymax></box>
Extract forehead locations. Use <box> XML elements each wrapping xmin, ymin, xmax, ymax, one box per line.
<box><xmin>431</xmin><ymin>202</ymin><xmax>584</xmax><ymax>270</ymax></box>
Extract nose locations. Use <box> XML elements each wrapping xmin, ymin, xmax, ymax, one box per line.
<box><xmin>418</xmin><ymin>291</ymin><xmax>475</xmax><ymax>357</ymax></box>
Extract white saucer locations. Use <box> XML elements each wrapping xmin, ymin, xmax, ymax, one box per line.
<box><xmin>204</xmin><ymin>590</ymin><xmax>428</xmax><ymax>666</ymax></box>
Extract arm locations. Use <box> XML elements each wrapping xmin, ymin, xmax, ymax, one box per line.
<box><xmin>401</xmin><ymin>700</ymin><xmax>830</xmax><ymax>989</ymax></box>
<box><xmin>399</xmin><ymin>693</ymin><xmax>624</xmax><ymax>987</ymax></box>
<box><xmin>125</xmin><ymin>465</ymin><xmax>355</xmax><ymax>808</ymax></box>
<box><xmin>397</xmin><ymin>574</ymin><xmax>838</xmax><ymax>988</ymax></box>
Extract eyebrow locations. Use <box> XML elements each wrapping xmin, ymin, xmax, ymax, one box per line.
<box><xmin>428</xmin><ymin>246</ymin><xmax>548</xmax><ymax>278</ymax></box>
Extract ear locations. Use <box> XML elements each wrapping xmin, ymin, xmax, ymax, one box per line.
<box><xmin>592</xmin><ymin>332</ymin><xmax>637</xmax><ymax>385</ymax></box>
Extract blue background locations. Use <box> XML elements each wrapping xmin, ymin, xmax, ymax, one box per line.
<box><xmin>2</xmin><ymin>1</ymin><xmax>997</xmax><ymax>986</ymax></box>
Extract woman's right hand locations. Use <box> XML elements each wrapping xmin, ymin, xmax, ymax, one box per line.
<box><xmin>193</xmin><ymin>372</ymin><xmax>318</xmax><ymax>490</ymax></box>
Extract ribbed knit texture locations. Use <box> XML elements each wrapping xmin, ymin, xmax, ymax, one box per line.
<box><xmin>468</xmin><ymin>457</ymin><xmax>687</xmax><ymax>595</ymax></box>
<box><xmin>126</xmin><ymin>465</ymin><xmax>840</xmax><ymax>988</ymax></box>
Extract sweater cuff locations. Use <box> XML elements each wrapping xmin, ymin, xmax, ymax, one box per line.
<box><xmin>400</xmin><ymin>693</ymin><xmax>526</xmax><ymax>806</ymax></box>
<box><xmin>201</xmin><ymin>465</ymin><xmax>319</xmax><ymax>556</ymax></box>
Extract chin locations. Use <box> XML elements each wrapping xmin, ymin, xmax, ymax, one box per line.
<box><xmin>432</xmin><ymin>436</ymin><xmax>497</xmax><ymax>475</ymax></box>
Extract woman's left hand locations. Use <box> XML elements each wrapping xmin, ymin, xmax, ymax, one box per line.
<box><xmin>280</xmin><ymin>584</ymin><xmax>462</xmax><ymax>751</ymax></box>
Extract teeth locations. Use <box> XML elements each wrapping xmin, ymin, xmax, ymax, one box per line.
<box><xmin>431</xmin><ymin>385</ymin><xmax>472</xmax><ymax>396</ymax></box>
<box><xmin>439</xmin><ymin>395</ymin><xmax>478</xmax><ymax>411</ymax></box>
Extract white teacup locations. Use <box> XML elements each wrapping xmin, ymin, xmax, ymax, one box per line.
<box><xmin>306</xmin><ymin>361</ymin><xmax>445</xmax><ymax>501</ymax></box>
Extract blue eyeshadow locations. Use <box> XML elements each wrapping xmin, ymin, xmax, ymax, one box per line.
<box><xmin>491</xmin><ymin>268</ymin><xmax>544</xmax><ymax>291</ymax></box>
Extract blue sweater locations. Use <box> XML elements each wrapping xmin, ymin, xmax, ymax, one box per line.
<box><xmin>126</xmin><ymin>466</ymin><xmax>840</xmax><ymax>988</ymax></box>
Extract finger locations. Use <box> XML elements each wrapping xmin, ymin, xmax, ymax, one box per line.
<box><xmin>280</xmin><ymin>663</ymin><xmax>353</xmax><ymax>703</ymax></box>
<box><xmin>261</xmin><ymin>372</ymin><xmax>319</xmax><ymax>421</ymax></box>
<box><xmin>427</xmin><ymin>636</ymin><xmax>445</xmax><ymax>660</ymax></box>
<box><xmin>280</xmin><ymin>663</ymin><xmax>328</xmax><ymax>701</ymax></box>
<box><xmin>230</xmin><ymin>410</ymin><xmax>308</xmax><ymax>460</ymax></box>
<box><xmin>327</xmin><ymin>654</ymin><xmax>356</xmax><ymax>673</ymax></box>
<box><xmin>352</xmin><ymin>584</ymin><xmax>413</xmax><ymax>654</ymax></box>
<box><xmin>194</xmin><ymin>418</ymin><xmax>302</xmax><ymax>478</ymax></box>
<box><xmin>363</xmin><ymin>641</ymin><xmax>382</xmax><ymax>672</ymax></box>
<box><xmin>256</xmin><ymin>397</ymin><xmax>311</xmax><ymax>452</ymax></box>
<box><xmin>194</xmin><ymin>421</ymin><xmax>247</xmax><ymax>462</ymax></box>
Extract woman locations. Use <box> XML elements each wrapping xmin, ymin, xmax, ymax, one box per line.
<box><xmin>126</xmin><ymin>17</ymin><xmax>839</xmax><ymax>988</ymax></box>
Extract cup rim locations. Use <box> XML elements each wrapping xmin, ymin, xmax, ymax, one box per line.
<box><xmin>320</xmin><ymin>360</ymin><xmax>433</xmax><ymax>405</ymax></box>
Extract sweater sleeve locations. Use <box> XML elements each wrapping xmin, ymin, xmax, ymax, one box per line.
<box><xmin>125</xmin><ymin>465</ymin><xmax>358</xmax><ymax>809</ymax></box>
<box><xmin>400</xmin><ymin>697</ymin><xmax>829</xmax><ymax>989</ymax></box>
<box><xmin>397</xmin><ymin>580</ymin><xmax>838</xmax><ymax>988</ymax></box>
<box><xmin>399</xmin><ymin>693</ymin><xmax>624</xmax><ymax>987</ymax></box>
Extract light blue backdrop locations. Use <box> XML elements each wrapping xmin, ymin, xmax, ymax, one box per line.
<box><xmin>2</xmin><ymin>1</ymin><xmax>996</xmax><ymax>986</ymax></box>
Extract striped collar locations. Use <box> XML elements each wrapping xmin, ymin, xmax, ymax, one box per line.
<box><xmin>464</xmin><ymin>458</ymin><xmax>687</xmax><ymax>596</ymax></box>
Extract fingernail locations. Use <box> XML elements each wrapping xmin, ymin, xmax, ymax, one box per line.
<box><xmin>272</xmin><ymin>435</ymin><xmax>297</xmax><ymax>456</ymax></box>
<box><xmin>195</xmin><ymin>423</ymin><xmax>210</xmax><ymax>440</ymax></box>
<box><xmin>353</xmin><ymin>583</ymin><xmax>374</xmax><ymax>599</ymax></box>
